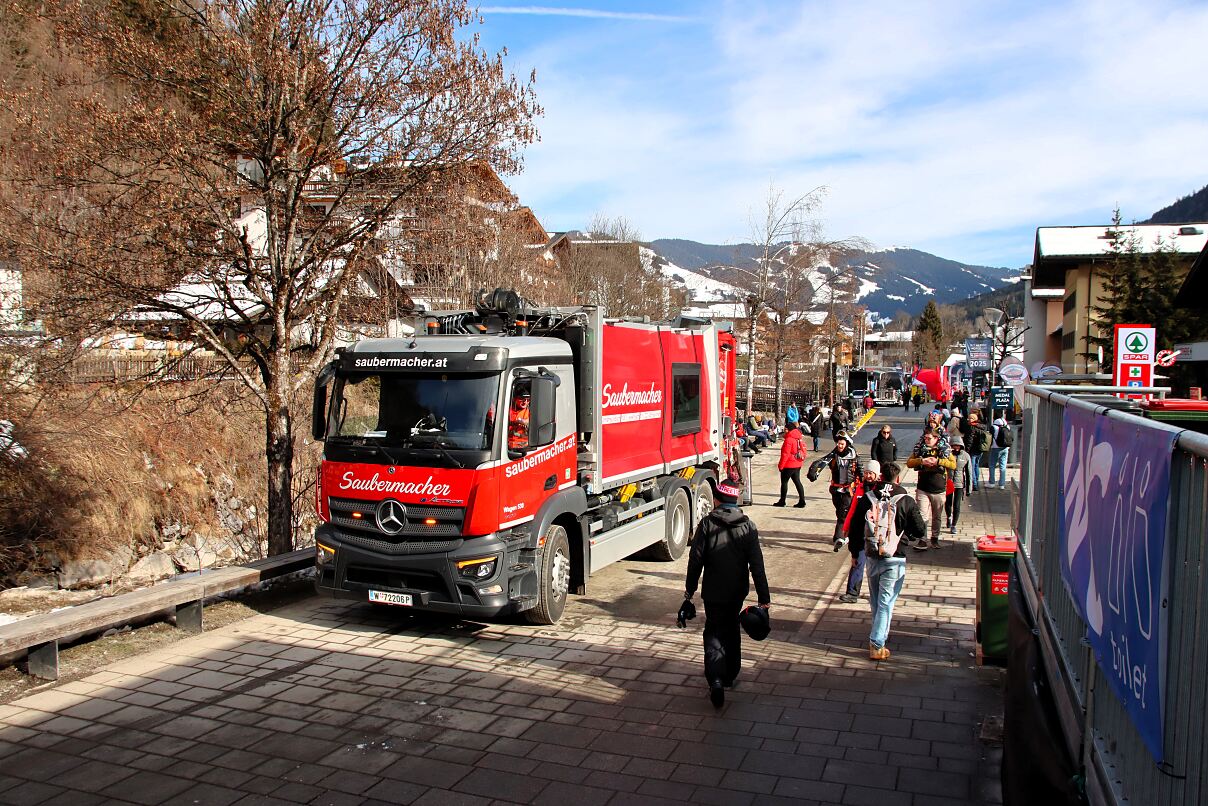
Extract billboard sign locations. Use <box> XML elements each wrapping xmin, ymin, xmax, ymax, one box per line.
<box><xmin>965</xmin><ymin>338</ymin><xmax>993</xmax><ymax>371</ymax></box>
<box><xmin>1113</xmin><ymin>325</ymin><xmax>1156</xmax><ymax>400</ymax></box>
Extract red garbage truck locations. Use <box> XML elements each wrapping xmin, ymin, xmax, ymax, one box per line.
<box><xmin>310</xmin><ymin>290</ymin><xmax>741</xmax><ymax>623</ymax></box>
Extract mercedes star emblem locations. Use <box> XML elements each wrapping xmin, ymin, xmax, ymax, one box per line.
<box><xmin>375</xmin><ymin>499</ymin><xmax>407</xmax><ymax>535</ymax></box>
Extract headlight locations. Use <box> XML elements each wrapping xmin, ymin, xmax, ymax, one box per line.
<box><xmin>457</xmin><ymin>557</ymin><xmax>497</xmax><ymax>580</ymax></box>
<box><xmin>316</xmin><ymin>543</ymin><xmax>335</xmax><ymax>565</ymax></box>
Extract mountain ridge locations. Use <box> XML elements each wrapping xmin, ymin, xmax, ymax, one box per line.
<box><xmin>648</xmin><ymin>238</ymin><xmax>1018</xmax><ymax>319</ymax></box>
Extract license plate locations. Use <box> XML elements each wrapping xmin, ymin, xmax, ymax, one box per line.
<box><xmin>368</xmin><ymin>590</ymin><xmax>413</xmax><ymax>606</ymax></box>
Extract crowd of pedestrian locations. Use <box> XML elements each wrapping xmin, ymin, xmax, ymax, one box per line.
<box><xmin>680</xmin><ymin>395</ymin><xmax>1015</xmax><ymax>702</ymax></box>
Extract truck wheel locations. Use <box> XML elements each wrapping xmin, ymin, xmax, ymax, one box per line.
<box><xmin>526</xmin><ymin>524</ymin><xmax>571</xmax><ymax>625</ymax></box>
<box><xmin>649</xmin><ymin>488</ymin><xmax>690</xmax><ymax>561</ymax></box>
<box><xmin>692</xmin><ymin>480</ymin><xmax>714</xmax><ymax>528</ymax></box>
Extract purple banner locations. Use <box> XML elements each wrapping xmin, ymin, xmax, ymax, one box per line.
<box><xmin>1059</xmin><ymin>405</ymin><xmax>1177</xmax><ymax>760</ymax></box>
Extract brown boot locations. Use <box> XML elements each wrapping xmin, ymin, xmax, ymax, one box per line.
<box><xmin>869</xmin><ymin>644</ymin><xmax>891</xmax><ymax>661</ymax></box>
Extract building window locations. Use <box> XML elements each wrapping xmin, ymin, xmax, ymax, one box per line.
<box><xmin>1061</xmin><ymin>331</ymin><xmax>1075</xmax><ymax>351</ymax></box>
<box><xmin>671</xmin><ymin>363</ymin><xmax>701</xmax><ymax>436</ymax></box>
<box><xmin>1063</xmin><ymin>292</ymin><xmax>1077</xmax><ymax>314</ymax></box>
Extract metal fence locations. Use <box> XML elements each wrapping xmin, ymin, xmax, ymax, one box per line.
<box><xmin>1017</xmin><ymin>385</ymin><xmax>1208</xmax><ymax>805</ymax></box>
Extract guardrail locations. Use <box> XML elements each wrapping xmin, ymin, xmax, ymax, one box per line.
<box><xmin>0</xmin><ymin>549</ymin><xmax>314</xmax><ymax>681</ymax></box>
<box><xmin>1016</xmin><ymin>385</ymin><xmax>1208</xmax><ymax>804</ymax></box>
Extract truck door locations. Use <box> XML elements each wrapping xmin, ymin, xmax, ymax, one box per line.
<box><xmin>497</xmin><ymin>367</ymin><xmax>576</xmax><ymax>529</ymax></box>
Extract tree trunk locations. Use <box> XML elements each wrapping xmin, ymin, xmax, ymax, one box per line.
<box><xmin>774</xmin><ymin>359</ymin><xmax>784</xmax><ymax>417</ymax></box>
<box><xmin>264</xmin><ymin>388</ymin><xmax>294</xmax><ymax>557</ymax></box>
<box><xmin>745</xmin><ymin>311</ymin><xmax>758</xmax><ymax>413</ymax></box>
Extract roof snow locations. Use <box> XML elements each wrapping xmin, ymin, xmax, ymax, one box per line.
<box><xmin>682</xmin><ymin>302</ymin><xmax>746</xmax><ymax>319</ymax></box>
<box><xmin>902</xmin><ymin>276</ymin><xmax>935</xmax><ymax>295</ymax></box>
<box><xmin>1036</xmin><ymin>223</ymin><xmax>1208</xmax><ymax>259</ymax></box>
<box><xmin>865</xmin><ymin>330</ymin><xmax>912</xmax><ymax>343</ymax></box>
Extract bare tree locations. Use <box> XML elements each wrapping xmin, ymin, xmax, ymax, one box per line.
<box><xmin>556</xmin><ymin>215</ymin><xmax>682</xmax><ymax>319</ymax></box>
<box><xmin>730</xmin><ymin>185</ymin><xmax>829</xmax><ymax>413</ymax></box>
<box><xmin>0</xmin><ymin>0</ymin><xmax>539</xmax><ymax>555</ymax></box>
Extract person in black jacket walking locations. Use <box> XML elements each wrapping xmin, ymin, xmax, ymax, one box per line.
<box><xmin>870</xmin><ymin>424</ymin><xmax>897</xmax><ymax>464</ymax></box>
<box><xmin>683</xmin><ymin>479</ymin><xmax>770</xmax><ymax>708</ymax></box>
<box><xmin>806</xmin><ymin>405</ymin><xmax>824</xmax><ymax>452</ymax></box>
<box><xmin>818</xmin><ymin>434</ymin><xmax>861</xmax><ymax>550</ymax></box>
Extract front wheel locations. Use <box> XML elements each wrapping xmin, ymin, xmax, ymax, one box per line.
<box><xmin>525</xmin><ymin>524</ymin><xmax>571</xmax><ymax>625</ymax></box>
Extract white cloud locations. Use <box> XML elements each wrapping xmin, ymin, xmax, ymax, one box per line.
<box><xmin>496</xmin><ymin>0</ymin><xmax>1208</xmax><ymax>267</ymax></box>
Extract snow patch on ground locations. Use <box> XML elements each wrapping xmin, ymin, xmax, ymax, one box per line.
<box><xmin>855</xmin><ymin>278</ymin><xmax>879</xmax><ymax>301</ymax></box>
<box><xmin>645</xmin><ymin>247</ymin><xmax>741</xmax><ymax>302</ymax></box>
<box><xmin>886</xmin><ymin>294</ymin><xmax>906</xmax><ymax>301</ymax></box>
<box><xmin>902</xmin><ymin>276</ymin><xmax>935</xmax><ymax>295</ymax></box>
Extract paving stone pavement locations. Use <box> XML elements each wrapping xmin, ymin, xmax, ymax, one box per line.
<box><xmin>0</xmin><ymin>438</ymin><xmax>1015</xmax><ymax>805</ymax></box>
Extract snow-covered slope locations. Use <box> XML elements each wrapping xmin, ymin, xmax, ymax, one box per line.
<box><xmin>642</xmin><ymin>246</ymin><xmax>742</xmax><ymax>303</ymax></box>
<box><xmin>649</xmin><ymin>239</ymin><xmax>1017</xmax><ymax>318</ymax></box>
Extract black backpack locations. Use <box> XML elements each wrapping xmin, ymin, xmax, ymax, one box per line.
<box><xmin>996</xmin><ymin>424</ymin><xmax>1014</xmax><ymax>448</ymax></box>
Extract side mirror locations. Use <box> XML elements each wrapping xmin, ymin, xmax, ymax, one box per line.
<box><xmin>311</xmin><ymin>361</ymin><xmax>337</xmax><ymax>440</ymax></box>
<box><xmin>529</xmin><ymin>375</ymin><xmax>557</xmax><ymax>447</ymax></box>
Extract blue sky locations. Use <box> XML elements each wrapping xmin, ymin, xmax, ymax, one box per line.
<box><xmin>472</xmin><ymin>1</ymin><xmax>1208</xmax><ymax>268</ymax></box>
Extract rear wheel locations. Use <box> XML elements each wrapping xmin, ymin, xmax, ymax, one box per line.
<box><xmin>648</xmin><ymin>488</ymin><xmax>691</xmax><ymax>561</ymax></box>
<box><xmin>692</xmin><ymin>480</ymin><xmax>714</xmax><ymax>529</ymax></box>
<box><xmin>525</xmin><ymin>524</ymin><xmax>570</xmax><ymax>625</ymax></box>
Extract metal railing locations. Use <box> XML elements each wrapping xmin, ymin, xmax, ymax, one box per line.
<box><xmin>1016</xmin><ymin>384</ymin><xmax>1208</xmax><ymax>804</ymax></box>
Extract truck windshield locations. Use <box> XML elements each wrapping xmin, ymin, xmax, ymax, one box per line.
<box><xmin>333</xmin><ymin>372</ymin><xmax>499</xmax><ymax>451</ymax></box>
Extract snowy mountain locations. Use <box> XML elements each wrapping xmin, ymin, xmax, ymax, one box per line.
<box><xmin>649</xmin><ymin>239</ymin><xmax>1018</xmax><ymax>319</ymax></box>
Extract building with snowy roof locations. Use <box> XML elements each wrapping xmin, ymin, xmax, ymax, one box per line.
<box><xmin>1026</xmin><ymin>223</ymin><xmax>1208</xmax><ymax>373</ymax></box>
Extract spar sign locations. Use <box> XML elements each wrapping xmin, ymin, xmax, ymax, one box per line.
<box><xmin>1113</xmin><ymin>325</ymin><xmax>1156</xmax><ymax>401</ymax></box>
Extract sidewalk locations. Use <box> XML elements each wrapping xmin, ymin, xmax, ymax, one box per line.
<box><xmin>0</xmin><ymin>458</ymin><xmax>1015</xmax><ymax>805</ymax></box>
<box><xmin>782</xmin><ymin>468</ymin><xmax>1014</xmax><ymax>805</ymax></box>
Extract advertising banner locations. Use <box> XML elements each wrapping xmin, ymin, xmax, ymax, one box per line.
<box><xmin>997</xmin><ymin>357</ymin><xmax>1030</xmax><ymax>386</ymax></box>
<box><xmin>965</xmin><ymin>338</ymin><xmax>993</xmax><ymax>371</ymax></box>
<box><xmin>1059</xmin><ymin>405</ymin><xmax>1177</xmax><ymax>760</ymax></box>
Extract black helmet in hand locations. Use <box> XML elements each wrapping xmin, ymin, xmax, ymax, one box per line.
<box><xmin>739</xmin><ymin>605</ymin><xmax>770</xmax><ymax>641</ymax></box>
<box><xmin>676</xmin><ymin>599</ymin><xmax>697</xmax><ymax>628</ymax></box>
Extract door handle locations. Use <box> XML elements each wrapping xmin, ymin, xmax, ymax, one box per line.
<box><xmin>544</xmin><ymin>475</ymin><xmax>556</xmax><ymax>490</ymax></box>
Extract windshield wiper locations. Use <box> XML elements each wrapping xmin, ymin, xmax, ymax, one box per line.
<box><xmin>331</xmin><ymin>436</ymin><xmax>402</xmax><ymax>466</ymax></box>
<box><xmin>420</xmin><ymin>441</ymin><xmax>464</xmax><ymax>469</ymax></box>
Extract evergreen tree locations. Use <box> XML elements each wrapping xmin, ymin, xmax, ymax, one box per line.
<box><xmin>1087</xmin><ymin>208</ymin><xmax>1144</xmax><ymax>367</ymax></box>
<box><xmin>914</xmin><ymin>300</ymin><xmax>946</xmax><ymax>368</ymax></box>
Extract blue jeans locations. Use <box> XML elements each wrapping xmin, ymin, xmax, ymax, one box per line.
<box><xmin>969</xmin><ymin>453</ymin><xmax>982</xmax><ymax>489</ymax></box>
<box><xmin>845</xmin><ymin>548</ymin><xmax>866</xmax><ymax>596</ymax></box>
<box><xmin>812</xmin><ymin>435</ymin><xmax>820</xmax><ymax>451</ymax></box>
<box><xmin>988</xmin><ymin>448</ymin><xmax>1009</xmax><ymax>486</ymax></box>
<box><xmin>867</xmin><ymin>556</ymin><xmax>906</xmax><ymax>649</ymax></box>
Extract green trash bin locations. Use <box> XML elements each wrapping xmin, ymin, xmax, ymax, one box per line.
<box><xmin>975</xmin><ymin>534</ymin><xmax>1018</xmax><ymax>666</ymax></box>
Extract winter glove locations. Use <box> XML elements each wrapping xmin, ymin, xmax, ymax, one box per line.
<box><xmin>676</xmin><ymin>598</ymin><xmax>697</xmax><ymax>628</ymax></box>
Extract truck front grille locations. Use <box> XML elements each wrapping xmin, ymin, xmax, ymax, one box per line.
<box><xmin>331</xmin><ymin>526</ymin><xmax>464</xmax><ymax>556</ymax></box>
<box><xmin>327</xmin><ymin>497</ymin><xmax>464</xmax><ymax>537</ymax></box>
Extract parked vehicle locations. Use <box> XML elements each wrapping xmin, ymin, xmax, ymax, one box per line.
<box><xmin>310</xmin><ymin>290</ymin><xmax>741</xmax><ymax>623</ymax></box>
